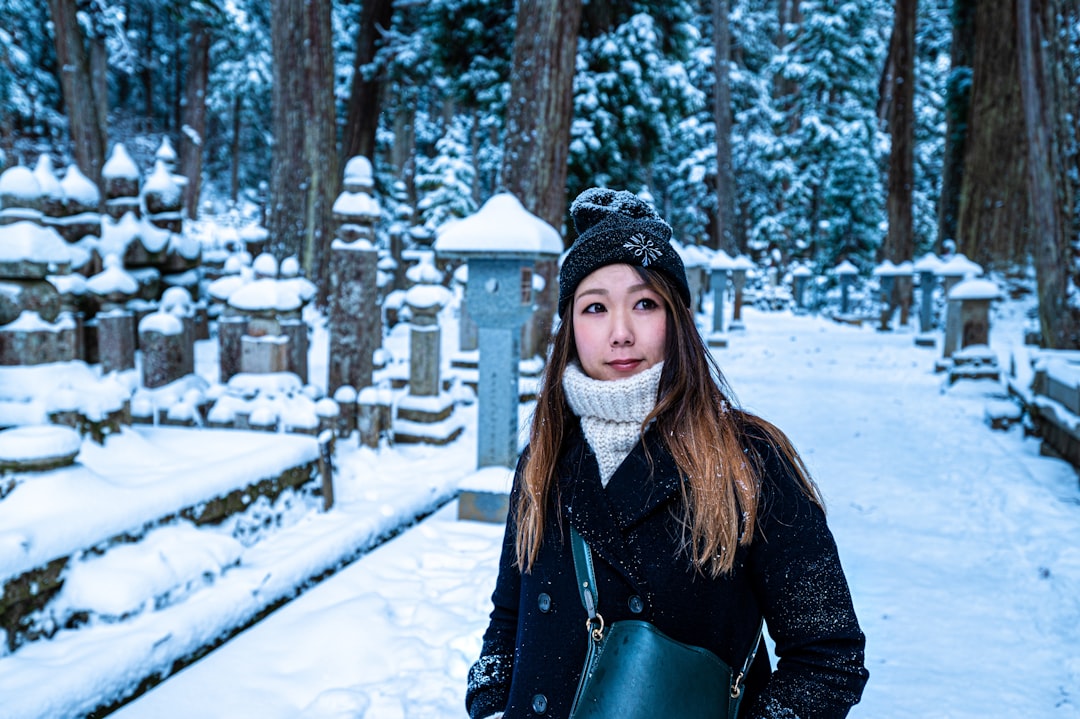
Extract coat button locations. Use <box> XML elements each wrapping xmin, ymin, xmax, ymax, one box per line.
<box><xmin>628</xmin><ymin>595</ymin><xmax>644</xmax><ymax>614</ymax></box>
<box><xmin>537</xmin><ymin>593</ymin><xmax>552</xmax><ymax>613</ymax></box>
<box><xmin>532</xmin><ymin>693</ymin><xmax>548</xmax><ymax>714</ymax></box>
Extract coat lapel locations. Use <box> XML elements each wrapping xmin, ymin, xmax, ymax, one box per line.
<box><xmin>560</xmin><ymin>429</ymin><xmax>683</xmax><ymax>593</ymax></box>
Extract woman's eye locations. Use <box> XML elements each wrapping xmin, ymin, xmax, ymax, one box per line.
<box><xmin>582</xmin><ymin>302</ymin><xmax>606</xmax><ymax>314</ymax></box>
<box><xmin>636</xmin><ymin>298</ymin><xmax>659</xmax><ymax>310</ymax></box>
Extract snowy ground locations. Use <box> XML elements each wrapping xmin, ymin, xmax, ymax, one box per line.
<box><xmin>2</xmin><ymin>300</ymin><xmax>1080</xmax><ymax>718</ymax></box>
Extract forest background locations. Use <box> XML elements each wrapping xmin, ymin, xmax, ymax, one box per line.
<box><xmin>1</xmin><ymin>0</ymin><xmax>1078</xmax><ymax>347</ymax></box>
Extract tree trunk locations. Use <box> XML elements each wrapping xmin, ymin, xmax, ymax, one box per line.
<box><xmin>956</xmin><ymin>0</ymin><xmax>1029</xmax><ymax>270</ymax></box>
<box><xmin>269</xmin><ymin>0</ymin><xmax>339</xmax><ymax>305</ymax></box>
<box><xmin>937</xmin><ymin>0</ymin><xmax>975</xmax><ymax>252</ymax></box>
<box><xmin>712</xmin><ymin>0</ymin><xmax>736</xmax><ymax>254</ymax></box>
<box><xmin>46</xmin><ymin>0</ymin><xmax>107</xmax><ymax>191</ymax></box>
<box><xmin>180</xmin><ymin>18</ymin><xmax>211</xmax><ymax>219</ymax></box>
<box><xmin>500</xmin><ymin>0</ymin><xmax>584</xmax><ymax>357</ymax></box>
<box><xmin>1017</xmin><ymin>0</ymin><xmax>1080</xmax><ymax>348</ymax></box>
<box><xmin>882</xmin><ymin>0</ymin><xmax>916</xmax><ymax>264</ymax></box>
<box><xmin>341</xmin><ymin>0</ymin><xmax>393</xmax><ymax>165</ymax></box>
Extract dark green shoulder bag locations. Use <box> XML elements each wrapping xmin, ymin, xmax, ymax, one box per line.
<box><xmin>568</xmin><ymin>527</ymin><xmax>762</xmax><ymax>719</ymax></box>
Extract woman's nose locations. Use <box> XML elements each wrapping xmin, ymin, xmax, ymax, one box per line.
<box><xmin>610</xmin><ymin>311</ymin><xmax>634</xmax><ymax>345</ymax></box>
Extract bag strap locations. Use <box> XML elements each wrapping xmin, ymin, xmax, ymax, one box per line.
<box><xmin>570</xmin><ymin>526</ymin><xmax>604</xmax><ymax>641</ymax></box>
<box><xmin>569</xmin><ymin>525</ymin><xmax>764</xmax><ymax>697</ymax></box>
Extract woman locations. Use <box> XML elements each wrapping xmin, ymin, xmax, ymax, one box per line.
<box><xmin>466</xmin><ymin>188</ymin><xmax>868</xmax><ymax>719</ymax></box>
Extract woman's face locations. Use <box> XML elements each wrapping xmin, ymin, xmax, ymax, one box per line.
<box><xmin>571</xmin><ymin>263</ymin><xmax>668</xmax><ymax>381</ymax></box>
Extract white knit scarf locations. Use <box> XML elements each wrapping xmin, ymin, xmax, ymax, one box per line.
<box><xmin>562</xmin><ymin>361</ymin><xmax>663</xmax><ymax>487</ymax></box>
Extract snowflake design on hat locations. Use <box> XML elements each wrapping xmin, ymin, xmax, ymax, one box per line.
<box><xmin>623</xmin><ymin>232</ymin><xmax>663</xmax><ymax>266</ymax></box>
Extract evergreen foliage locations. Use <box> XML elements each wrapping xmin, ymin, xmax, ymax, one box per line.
<box><xmin>7</xmin><ymin>0</ymin><xmax>1074</xmax><ymax>287</ymax></box>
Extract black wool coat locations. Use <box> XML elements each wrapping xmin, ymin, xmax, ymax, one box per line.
<box><xmin>466</xmin><ymin>425</ymin><xmax>869</xmax><ymax>719</ymax></box>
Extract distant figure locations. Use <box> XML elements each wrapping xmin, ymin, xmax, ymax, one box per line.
<box><xmin>466</xmin><ymin>188</ymin><xmax>868</xmax><ymax>718</ymax></box>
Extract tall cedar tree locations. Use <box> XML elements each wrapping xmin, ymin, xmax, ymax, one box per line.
<box><xmin>713</xmin><ymin>0</ymin><xmax>736</xmax><ymax>254</ymax></box>
<box><xmin>46</xmin><ymin>0</ymin><xmax>107</xmax><ymax>191</ymax></box>
<box><xmin>269</xmin><ymin>0</ymin><xmax>338</xmax><ymax>305</ymax></box>
<box><xmin>501</xmin><ymin>0</ymin><xmax>584</xmax><ymax>358</ymax></box>
<box><xmin>956</xmin><ymin>1</ymin><xmax>1029</xmax><ymax>269</ymax></box>
<box><xmin>882</xmin><ymin>0</ymin><xmax>916</xmax><ymax>265</ymax></box>
<box><xmin>180</xmin><ymin>14</ymin><xmax>211</xmax><ymax>219</ymax></box>
<box><xmin>937</xmin><ymin>0</ymin><xmax>974</xmax><ymax>250</ymax></box>
<box><xmin>1017</xmin><ymin>0</ymin><xmax>1080</xmax><ymax>348</ymax></box>
<box><xmin>341</xmin><ymin>0</ymin><xmax>393</xmax><ymax>166</ymax></box>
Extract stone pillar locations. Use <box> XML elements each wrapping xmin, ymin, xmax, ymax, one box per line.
<box><xmin>139</xmin><ymin>311</ymin><xmax>189</xmax><ymax>388</ymax></box>
<box><xmin>477</xmin><ymin>324</ymin><xmax>519</xmax><ymax>466</ymax></box>
<box><xmin>97</xmin><ymin>309</ymin><xmax>136</xmax><ymax>374</ymax></box>
<box><xmin>281</xmin><ymin>316</ymin><xmax>309</xmax><ymax>383</ymax></box>
<box><xmin>707</xmin><ymin>268</ymin><xmax>728</xmax><ymax>348</ymax></box>
<box><xmin>730</xmin><ymin>269</ymin><xmax>747</xmax><ymax>330</ymax></box>
<box><xmin>792</xmin><ymin>267</ymin><xmax>811</xmax><ymax>313</ymax></box>
<box><xmin>332</xmin><ymin>385</ymin><xmax>357</xmax><ymax>437</ymax></box>
<box><xmin>918</xmin><ymin>269</ymin><xmax>936</xmax><ymax>333</ymax></box>
<box><xmin>218</xmin><ymin>313</ymin><xmax>247</xmax><ymax>382</ymax></box>
<box><xmin>327</xmin><ymin>240</ymin><xmax>380</xmax><ymax>394</ymax></box>
<box><xmin>407</xmin><ymin>296</ymin><xmax>442</xmax><ymax>397</ymax></box>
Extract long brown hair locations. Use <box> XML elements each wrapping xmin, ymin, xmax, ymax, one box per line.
<box><xmin>515</xmin><ymin>265</ymin><xmax>822</xmax><ymax>578</ymax></box>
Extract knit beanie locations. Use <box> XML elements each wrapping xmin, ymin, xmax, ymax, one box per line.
<box><xmin>563</xmin><ymin>360</ymin><xmax>663</xmax><ymax>486</ymax></box>
<box><xmin>558</xmin><ymin>188</ymin><xmax>690</xmax><ymax>316</ymax></box>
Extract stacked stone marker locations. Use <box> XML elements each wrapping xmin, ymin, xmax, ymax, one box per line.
<box><xmin>328</xmin><ymin>156</ymin><xmax>381</xmax><ymax>396</ymax></box>
<box><xmin>393</xmin><ymin>276</ymin><xmax>463</xmax><ymax>445</ymax></box>
<box><xmin>87</xmin><ymin>255</ymin><xmax>139</xmax><ymax>374</ymax></box>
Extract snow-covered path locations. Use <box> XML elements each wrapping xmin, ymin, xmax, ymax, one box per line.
<box><xmin>26</xmin><ymin>307</ymin><xmax>1080</xmax><ymax>717</ymax></box>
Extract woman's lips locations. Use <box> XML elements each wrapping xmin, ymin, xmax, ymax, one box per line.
<box><xmin>607</xmin><ymin>359</ymin><xmax>641</xmax><ymax>371</ymax></box>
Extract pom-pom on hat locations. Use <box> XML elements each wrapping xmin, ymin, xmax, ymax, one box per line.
<box><xmin>557</xmin><ymin>187</ymin><xmax>690</xmax><ymax>315</ymax></box>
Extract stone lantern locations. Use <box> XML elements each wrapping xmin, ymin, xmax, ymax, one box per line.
<box><xmin>678</xmin><ymin>242</ymin><xmax>709</xmax><ymax>312</ymax></box>
<box><xmin>729</xmin><ymin>255</ymin><xmax>755</xmax><ymax>330</ymax></box>
<box><xmin>791</xmin><ymin>264</ymin><xmax>813</xmax><ymax>314</ymax></box>
<box><xmin>935</xmin><ymin>254</ymin><xmax>983</xmax><ymax>368</ymax></box>
<box><xmin>434</xmin><ymin>193</ymin><xmax>561</xmax><ymax>469</ymax></box>
<box><xmin>942</xmin><ymin>278</ymin><xmax>1004</xmax><ymax>383</ymax></box>
<box><xmin>834</xmin><ymin>260</ymin><xmax>859</xmax><ymax>315</ymax></box>
<box><xmin>872</xmin><ymin>260</ymin><xmax>899</xmax><ymax>331</ymax></box>
<box><xmin>707</xmin><ymin>249</ymin><xmax>737</xmax><ymax>347</ymax></box>
<box><xmin>912</xmin><ymin>252</ymin><xmax>944</xmax><ymax>345</ymax></box>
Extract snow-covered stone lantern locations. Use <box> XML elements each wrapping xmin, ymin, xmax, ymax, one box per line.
<box><xmin>913</xmin><ymin>252</ymin><xmax>944</xmax><ymax>344</ymax></box>
<box><xmin>834</xmin><ymin>260</ymin><xmax>859</xmax><ymax>315</ymax></box>
<box><xmin>873</xmin><ymin>260</ymin><xmax>899</xmax><ymax>331</ymax></box>
<box><xmin>941</xmin><ymin>277</ymin><xmax>1004</xmax><ymax>383</ymax></box>
<box><xmin>434</xmin><ymin>193</ymin><xmax>561</xmax><ymax>468</ymax></box>
<box><xmin>791</xmin><ymin>264</ymin><xmax>813</xmax><ymax>314</ymax></box>
<box><xmin>707</xmin><ymin>249</ymin><xmax>737</xmax><ymax>347</ymax></box>
<box><xmin>729</xmin><ymin>254</ymin><xmax>755</xmax><ymax>330</ymax></box>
